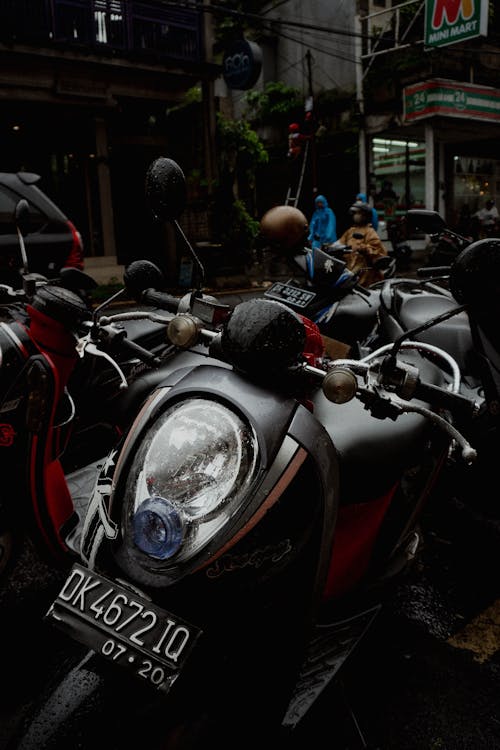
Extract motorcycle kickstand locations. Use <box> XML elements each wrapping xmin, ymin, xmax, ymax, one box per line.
<box><xmin>338</xmin><ymin>678</ymin><xmax>380</xmax><ymax>750</ymax></box>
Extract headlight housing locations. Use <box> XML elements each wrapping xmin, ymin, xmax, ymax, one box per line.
<box><xmin>120</xmin><ymin>398</ymin><xmax>259</xmax><ymax>575</ymax></box>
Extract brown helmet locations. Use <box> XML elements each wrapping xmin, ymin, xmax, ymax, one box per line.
<box><xmin>259</xmin><ymin>205</ymin><xmax>309</xmax><ymax>251</ymax></box>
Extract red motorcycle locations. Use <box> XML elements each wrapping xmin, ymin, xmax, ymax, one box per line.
<box><xmin>0</xmin><ymin>202</ymin><xmax>188</xmax><ymax>578</ymax></box>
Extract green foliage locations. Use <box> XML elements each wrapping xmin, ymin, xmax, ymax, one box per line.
<box><xmin>166</xmin><ymin>85</ymin><xmax>202</xmax><ymax>117</ymax></box>
<box><xmin>244</xmin><ymin>81</ymin><xmax>303</xmax><ymax>126</ymax></box>
<box><xmin>216</xmin><ymin>112</ymin><xmax>269</xmax><ymax>185</ymax></box>
<box><xmin>213</xmin><ymin>113</ymin><xmax>268</xmax><ymax>254</ymax></box>
<box><xmin>216</xmin><ymin>197</ymin><xmax>260</xmax><ymax>249</ymax></box>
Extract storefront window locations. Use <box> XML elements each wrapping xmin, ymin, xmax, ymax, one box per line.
<box><xmin>371</xmin><ymin>137</ymin><xmax>425</xmax><ymax>223</ymax></box>
<box><xmin>453</xmin><ymin>156</ymin><xmax>498</xmax><ymax>212</ymax></box>
<box><xmin>453</xmin><ymin>156</ymin><xmax>500</xmax><ymax>238</ymax></box>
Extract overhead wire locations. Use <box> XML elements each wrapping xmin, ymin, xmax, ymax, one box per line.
<box><xmin>158</xmin><ymin>0</ymin><xmax>386</xmax><ymax>44</ymax></box>
<box><xmin>158</xmin><ymin>0</ymin><xmax>500</xmax><ymax>62</ymax></box>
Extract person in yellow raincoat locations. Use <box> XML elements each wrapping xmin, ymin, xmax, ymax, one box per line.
<box><xmin>335</xmin><ymin>202</ymin><xmax>388</xmax><ymax>287</ymax></box>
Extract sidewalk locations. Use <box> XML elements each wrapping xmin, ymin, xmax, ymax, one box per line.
<box><xmin>86</xmin><ymin>252</ymin><xmax>292</xmax><ymax>300</ymax></box>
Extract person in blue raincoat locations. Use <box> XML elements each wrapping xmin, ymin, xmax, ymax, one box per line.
<box><xmin>356</xmin><ymin>192</ymin><xmax>379</xmax><ymax>231</ymax></box>
<box><xmin>307</xmin><ymin>194</ymin><xmax>337</xmax><ymax>250</ymax></box>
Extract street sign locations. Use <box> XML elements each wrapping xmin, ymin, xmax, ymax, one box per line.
<box><xmin>424</xmin><ymin>0</ymin><xmax>488</xmax><ymax>48</ymax></box>
<box><xmin>222</xmin><ymin>38</ymin><xmax>262</xmax><ymax>90</ymax></box>
<box><xmin>403</xmin><ymin>79</ymin><xmax>500</xmax><ymax>124</ymax></box>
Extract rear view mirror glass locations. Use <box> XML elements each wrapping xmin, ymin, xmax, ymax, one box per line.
<box><xmin>145</xmin><ymin>157</ymin><xmax>187</xmax><ymax>223</ymax></box>
<box><xmin>406</xmin><ymin>209</ymin><xmax>446</xmax><ymax>235</ymax></box>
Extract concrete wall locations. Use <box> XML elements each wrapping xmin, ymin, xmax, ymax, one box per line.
<box><xmin>261</xmin><ymin>0</ymin><xmax>356</xmax><ymax>96</ymax></box>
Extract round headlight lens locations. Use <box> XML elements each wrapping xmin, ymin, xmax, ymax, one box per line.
<box><xmin>124</xmin><ymin>398</ymin><xmax>259</xmax><ymax>568</ymax></box>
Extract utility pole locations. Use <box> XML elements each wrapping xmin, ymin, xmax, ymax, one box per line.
<box><xmin>305</xmin><ymin>50</ymin><xmax>318</xmax><ymax>195</ymax></box>
<box><xmin>355</xmin><ymin>6</ymin><xmax>367</xmax><ymax>195</ymax></box>
<box><xmin>202</xmin><ymin>0</ymin><xmax>217</xmax><ymax>193</ymax></box>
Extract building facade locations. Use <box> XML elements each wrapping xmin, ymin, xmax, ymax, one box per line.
<box><xmin>224</xmin><ymin>0</ymin><xmax>500</xmax><ymax>234</ymax></box>
<box><xmin>0</xmin><ymin>0</ymin><xmax>219</xmax><ymax>280</ymax></box>
<box><xmin>359</xmin><ymin>0</ymin><xmax>500</xmax><ymax>230</ymax></box>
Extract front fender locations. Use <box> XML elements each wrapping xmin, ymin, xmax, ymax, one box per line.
<box><xmin>10</xmin><ymin>649</ymin><xmax>177</xmax><ymax>750</ymax></box>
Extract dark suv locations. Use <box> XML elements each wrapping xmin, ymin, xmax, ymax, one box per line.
<box><xmin>0</xmin><ymin>171</ymin><xmax>84</xmax><ymax>287</ymax></box>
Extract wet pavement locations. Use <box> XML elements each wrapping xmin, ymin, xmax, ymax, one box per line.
<box><xmin>2</xmin><ymin>465</ymin><xmax>500</xmax><ymax>749</ymax></box>
<box><xmin>293</xmin><ymin>490</ymin><xmax>500</xmax><ymax>749</ymax></box>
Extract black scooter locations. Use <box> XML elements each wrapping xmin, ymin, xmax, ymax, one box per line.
<box><xmin>257</xmin><ymin>206</ymin><xmax>397</xmax><ymax>350</ymax></box>
<box><xmin>9</xmin><ymin>159</ymin><xmax>479</xmax><ymax>750</ymax></box>
<box><xmin>373</xmin><ymin>207</ymin><xmax>500</xmax><ymax>512</ymax></box>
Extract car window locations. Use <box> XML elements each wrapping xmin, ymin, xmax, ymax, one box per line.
<box><xmin>0</xmin><ymin>185</ymin><xmax>47</xmax><ymax>235</ymax></box>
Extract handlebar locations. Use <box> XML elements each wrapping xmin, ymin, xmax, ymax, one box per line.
<box><xmin>317</xmin><ymin>345</ymin><xmax>478</xmax><ymax>463</ymax></box>
<box><xmin>74</xmin><ymin>294</ymin><xmax>479</xmax><ymax>464</ymax></box>
<box><xmin>140</xmin><ymin>288</ymin><xmax>182</xmax><ymax>313</ymax></box>
<box><xmin>416</xmin><ymin>266</ymin><xmax>451</xmax><ymax>278</ymax></box>
<box><xmin>322</xmin><ymin>243</ymin><xmax>352</xmax><ymax>255</ymax></box>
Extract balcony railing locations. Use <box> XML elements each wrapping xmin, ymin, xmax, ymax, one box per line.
<box><xmin>0</xmin><ymin>0</ymin><xmax>203</xmax><ymax>63</ymax></box>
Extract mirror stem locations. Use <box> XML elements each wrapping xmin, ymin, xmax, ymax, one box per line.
<box><xmin>17</xmin><ymin>227</ymin><xmax>29</xmax><ymax>275</ymax></box>
<box><xmin>174</xmin><ymin>220</ymin><xmax>205</xmax><ymax>292</ymax></box>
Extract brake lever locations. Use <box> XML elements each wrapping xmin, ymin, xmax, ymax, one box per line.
<box><xmin>316</xmin><ymin>359</ymin><xmax>478</xmax><ymax>464</ymax></box>
<box><xmin>76</xmin><ymin>335</ymin><xmax>128</xmax><ymax>389</ymax></box>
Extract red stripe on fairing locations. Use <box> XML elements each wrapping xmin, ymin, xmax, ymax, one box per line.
<box><xmin>322</xmin><ymin>483</ymin><xmax>398</xmax><ymax>601</ymax></box>
<box><xmin>195</xmin><ymin>447</ymin><xmax>309</xmax><ymax>572</ymax></box>
<box><xmin>28</xmin><ymin>354</ymin><xmax>73</xmax><ymax>555</ymax></box>
<box><xmin>26</xmin><ymin>306</ymin><xmax>78</xmax><ymax>401</ymax></box>
<box><xmin>29</xmin><ymin>434</ymin><xmax>59</xmax><ymax>554</ymax></box>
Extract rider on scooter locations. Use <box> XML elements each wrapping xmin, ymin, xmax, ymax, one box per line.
<box><xmin>333</xmin><ymin>202</ymin><xmax>389</xmax><ymax>287</ymax></box>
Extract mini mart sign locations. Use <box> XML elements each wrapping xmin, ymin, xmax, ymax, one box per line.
<box><xmin>404</xmin><ymin>79</ymin><xmax>500</xmax><ymax>124</ymax></box>
<box><xmin>425</xmin><ymin>0</ymin><xmax>488</xmax><ymax>48</ymax></box>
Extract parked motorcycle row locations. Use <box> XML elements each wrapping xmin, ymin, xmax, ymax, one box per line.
<box><xmin>1</xmin><ymin>158</ymin><xmax>499</xmax><ymax>749</ymax></box>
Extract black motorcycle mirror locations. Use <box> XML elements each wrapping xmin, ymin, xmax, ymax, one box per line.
<box><xmin>405</xmin><ymin>209</ymin><xmax>446</xmax><ymax>236</ymax></box>
<box><xmin>59</xmin><ymin>267</ymin><xmax>98</xmax><ymax>292</ymax></box>
<box><xmin>13</xmin><ymin>198</ymin><xmax>43</xmax><ymax>298</ymax></box>
<box><xmin>145</xmin><ymin>157</ymin><xmax>205</xmax><ymax>295</ymax></box>
<box><xmin>15</xmin><ymin>199</ymin><xmax>31</xmax><ymax>277</ymax></box>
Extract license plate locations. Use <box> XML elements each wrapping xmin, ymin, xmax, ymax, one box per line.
<box><xmin>46</xmin><ymin>563</ymin><xmax>202</xmax><ymax>692</ymax></box>
<box><xmin>264</xmin><ymin>282</ymin><xmax>316</xmax><ymax>309</ymax></box>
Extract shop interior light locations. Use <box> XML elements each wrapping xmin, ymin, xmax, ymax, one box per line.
<box><xmin>373</xmin><ymin>138</ymin><xmax>420</xmax><ymax>148</ymax></box>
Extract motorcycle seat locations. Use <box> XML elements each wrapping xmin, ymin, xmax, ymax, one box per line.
<box><xmin>396</xmin><ymin>291</ymin><xmax>474</xmax><ymax>374</ymax></box>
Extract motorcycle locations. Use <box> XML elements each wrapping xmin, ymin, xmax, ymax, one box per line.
<box><xmin>258</xmin><ymin>206</ymin><xmax>393</xmax><ymax>349</ymax></box>
<box><xmin>407</xmin><ymin>209</ymin><xmax>473</xmax><ymax>268</ymax></box>
<box><xmin>9</xmin><ymin>158</ymin><xmax>481</xmax><ymax>750</ymax></box>
<box><xmin>0</xmin><ymin>199</ymin><xmax>200</xmax><ymax>579</ymax></box>
<box><xmin>372</xmin><ymin>208</ymin><xmax>500</xmax><ymax>515</ymax></box>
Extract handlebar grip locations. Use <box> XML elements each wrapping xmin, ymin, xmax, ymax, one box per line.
<box><xmin>416</xmin><ymin>266</ymin><xmax>451</xmax><ymax>278</ymax></box>
<box><xmin>141</xmin><ymin>288</ymin><xmax>181</xmax><ymax>312</ymax></box>
<box><xmin>414</xmin><ymin>380</ymin><xmax>476</xmax><ymax>419</ymax></box>
<box><xmin>117</xmin><ymin>335</ymin><xmax>161</xmax><ymax>366</ymax></box>
<box><xmin>354</xmin><ymin>284</ymin><xmax>371</xmax><ymax>297</ymax></box>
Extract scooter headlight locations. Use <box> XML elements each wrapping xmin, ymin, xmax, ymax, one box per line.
<box><xmin>123</xmin><ymin>398</ymin><xmax>259</xmax><ymax>569</ymax></box>
<box><xmin>133</xmin><ymin>496</ymin><xmax>184</xmax><ymax>560</ymax></box>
